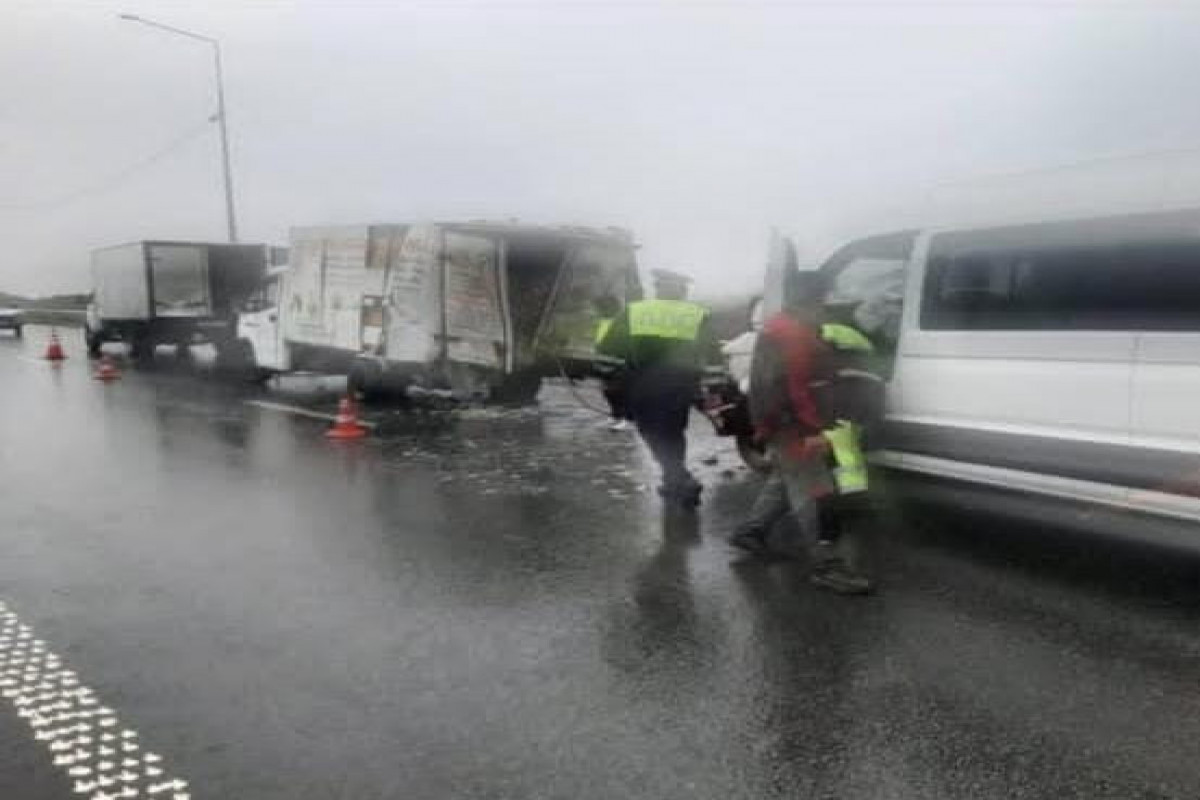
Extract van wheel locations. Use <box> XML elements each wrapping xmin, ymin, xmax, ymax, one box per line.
<box><xmin>348</xmin><ymin>360</ymin><xmax>385</xmax><ymax>402</ymax></box>
<box><xmin>736</xmin><ymin>434</ymin><xmax>773</xmax><ymax>474</ymax></box>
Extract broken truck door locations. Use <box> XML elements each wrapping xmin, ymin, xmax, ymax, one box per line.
<box><xmin>442</xmin><ymin>231</ymin><xmax>506</xmax><ymax>371</ymax></box>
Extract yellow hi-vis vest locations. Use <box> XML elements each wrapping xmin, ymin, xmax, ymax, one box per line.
<box><xmin>821</xmin><ymin>323</ymin><xmax>874</xmax><ymax>353</ymax></box>
<box><xmin>594</xmin><ymin>317</ymin><xmax>614</xmax><ymax>345</ymax></box>
<box><xmin>628</xmin><ymin>300</ymin><xmax>707</xmax><ymax>341</ymax></box>
<box><xmin>822</xmin><ymin>420</ymin><xmax>868</xmax><ymax>494</ymax></box>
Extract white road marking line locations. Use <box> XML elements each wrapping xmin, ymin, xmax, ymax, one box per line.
<box><xmin>0</xmin><ymin>601</ymin><xmax>192</xmax><ymax>799</ymax></box>
<box><xmin>245</xmin><ymin>399</ymin><xmax>378</xmax><ymax>428</ymax></box>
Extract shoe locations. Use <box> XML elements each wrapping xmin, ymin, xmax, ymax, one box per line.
<box><xmin>810</xmin><ymin>564</ymin><xmax>873</xmax><ymax>596</ymax></box>
<box><xmin>812</xmin><ymin>540</ymin><xmax>838</xmax><ymax>569</ymax></box>
<box><xmin>728</xmin><ymin>528</ymin><xmax>771</xmax><ymax>555</ymax></box>
<box><xmin>607</xmin><ymin>419</ymin><xmax>630</xmax><ymax>432</ymax></box>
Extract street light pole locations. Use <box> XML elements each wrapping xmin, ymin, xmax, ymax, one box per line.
<box><xmin>119</xmin><ymin>14</ymin><xmax>239</xmax><ymax>243</ymax></box>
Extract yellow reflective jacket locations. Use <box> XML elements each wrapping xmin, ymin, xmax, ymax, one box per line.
<box><xmin>821</xmin><ymin>323</ymin><xmax>874</xmax><ymax>353</ymax></box>
<box><xmin>628</xmin><ymin>300</ymin><xmax>707</xmax><ymax>341</ymax></box>
<box><xmin>594</xmin><ymin>317</ymin><xmax>614</xmax><ymax>345</ymax></box>
<box><xmin>822</xmin><ymin>420</ymin><xmax>868</xmax><ymax>494</ymax></box>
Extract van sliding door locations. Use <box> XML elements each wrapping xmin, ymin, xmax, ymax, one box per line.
<box><xmin>893</xmin><ymin>223</ymin><xmax>1136</xmax><ymax>468</ymax></box>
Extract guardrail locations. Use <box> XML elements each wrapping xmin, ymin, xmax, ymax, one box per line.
<box><xmin>19</xmin><ymin>309</ymin><xmax>86</xmax><ymax>327</ymax></box>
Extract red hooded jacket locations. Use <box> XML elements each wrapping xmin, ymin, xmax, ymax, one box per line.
<box><xmin>750</xmin><ymin>313</ymin><xmax>831</xmax><ymax>454</ymax></box>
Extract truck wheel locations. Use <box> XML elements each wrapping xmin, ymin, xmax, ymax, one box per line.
<box><xmin>736</xmin><ymin>434</ymin><xmax>773</xmax><ymax>474</ymax></box>
<box><xmin>129</xmin><ymin>332</ymin><xmax>154</xmax><ymax>362</ymax></box>
<box><xmin>13</xmin><ymin>325</ymin><xmax>22</xmax><ymax>340</ymax></box>
<box><xmin>492</xmin><ymin>371</ymin><xmax>542</xmax><ymax>406</ymax></box>
<box><xmin>83</xmin><ymin>328</ymin><xmax>103</xmax><ymax>358</ymax></box>
<box><xmin>348</xmin><ymin>360</ymin><xmax>385</xmax><ymax>402</ymax></box>
<box><xmin>217</xmin><ymin>339</ymin><xmax>269</xmax><ymax>383</ymax></box>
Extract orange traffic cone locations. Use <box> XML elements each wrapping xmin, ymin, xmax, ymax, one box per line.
<box><xmin>43</xmin><ymin>329</ymin><xmax>66</xmax><ymax>361</ymax></box>
<box><xmin>326</xmin><ymin>395</ymin><xmax>367</xmax><ymax>440</ymax></box>
<box><xmin>93</xmin><ymin>355</ymin><xmax>121</xmax><ymax>382</ymax></box>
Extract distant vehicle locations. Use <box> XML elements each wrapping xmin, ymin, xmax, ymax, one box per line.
<box><xmin>85</xmin><ymin>241</ymin><xmax>275</xmax><ymax>362</ymax></box>
<box><xmin>0</xmin><ymin>307</ymin><xmax>23</xmax><ymax>338</ymax></box>
<box><xmin>235</xmin><ymin>222</ymin><xmax>641</xmax><ymax>402</ymax></box>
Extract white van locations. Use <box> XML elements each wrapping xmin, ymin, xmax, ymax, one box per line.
<box><xmin>818</xmin><ymin>153</ymin><xmax>1200</xmax><ymax>542</ymax></box>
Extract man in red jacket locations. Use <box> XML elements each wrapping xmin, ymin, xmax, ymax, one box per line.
<box><xmin>728</xmin><ymin>271</ymin><xmax>871</xmax><ymax>595</ymax></box>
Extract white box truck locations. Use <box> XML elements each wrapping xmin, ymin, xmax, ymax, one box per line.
<box><xmin>85</xmin><ymin>241</ymin><xmax>274</xmax><ymax>362</ymax></box>
<box><xmin>234</xmin><ymin>222</ymin><xmax>640</xmax><ymax>401</ymax></box>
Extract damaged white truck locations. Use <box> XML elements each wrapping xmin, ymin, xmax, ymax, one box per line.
<box><xmin>234</xmin><ymin>222</ymin><xmax>641</xmax><ymax>402</ymax></box>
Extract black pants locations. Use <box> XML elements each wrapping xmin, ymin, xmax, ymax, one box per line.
<box><xmin>627</xmin><ymin>370</ymin><xmax>698</xmax><ymax>492</ymax></box>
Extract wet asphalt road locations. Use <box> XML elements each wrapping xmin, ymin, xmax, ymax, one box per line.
<box><xmin>2</xmin><ymin>326</ymin><xmax>1200</xmax><ymax>800</ymax></box>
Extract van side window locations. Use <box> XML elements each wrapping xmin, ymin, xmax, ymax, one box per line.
<box><xmin>922</xmin><ymin>213</ymin><xmax>1200</xmax><ymax>331</ymax></box>
<box><xmin>826</xmin><ymin>257</ymin><xmax>907</xmax><ymax>347</ymax></box>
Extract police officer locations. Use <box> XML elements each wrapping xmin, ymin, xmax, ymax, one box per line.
<box><xmin>598</xmin><ymin>269</ymin><xmax>714</xmax><ymax>507</ymax></box>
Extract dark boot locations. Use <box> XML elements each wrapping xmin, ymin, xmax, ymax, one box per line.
<box><xmin>810</xmin><ymin>560</ymin><xmax>873</xmax><ymax>595</ymax></box>
<box><xmin>728</xmin><ymin>525</ymin><xmax>772</xmax><ymax>555</ymax></box>
<box><xmin>658</xmin><ymin>479</ymin><xmax>702</xmax><ymax>508</ymax></box>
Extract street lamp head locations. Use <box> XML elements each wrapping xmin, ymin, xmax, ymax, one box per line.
<box><xmin>118</xmin><ymin>13</ymin><xmax>141</xmax><ymax>21</ymax></box>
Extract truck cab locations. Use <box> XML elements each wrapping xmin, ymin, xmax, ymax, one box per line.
<box><xmin>235</xmin><ymin>266</ymin><xmax>289</xmax><ymax>373</ymax></box>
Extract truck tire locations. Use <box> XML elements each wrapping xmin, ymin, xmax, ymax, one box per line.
<box><xmin>736</xmin><ymin>434</ymin><xmax>773</xmax><ymax>474</ymax></box>
<box><xmin>492</xmin><ymin>371</ymin><xmax>542</xmax><ymax>406</ymax></box>
<box><xmin>129</xmin><ymin>330</ymin><xmax>154</xmax><ymax>363</ymax></box>
<box><xmin>348</xmin><ymin>359</ymin><xmax>385</xmax><ymax>402</ymax></box>
<box><xmin>217</xmin><ymin>339</ymin><xmax>270</xmax><ymax>383</ymax></box>
<box><xmin>13</xmin><ymin>325</ymin><xmax>22</xmax><ymax>340</ymax></box>
<box><xmin>84</xmin><ymin>328</ymin><xmax>102</xmax><ymax>358</ymax></box>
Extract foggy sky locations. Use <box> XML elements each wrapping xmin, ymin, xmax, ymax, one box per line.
<box><xmin>4</xmin><ymin>0</ymin><xmax>1200</xmax><ymax>297</ymax></box>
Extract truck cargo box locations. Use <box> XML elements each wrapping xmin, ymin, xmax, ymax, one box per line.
<box><xmin>237</xmin><ymin>222</ymin><xmax>640</xmax><ymax>399</ymax></box>
<box><xmin>87</xmin><ymin>241</ymin><xmax>271</xmax><ymax>360</ymax></box>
